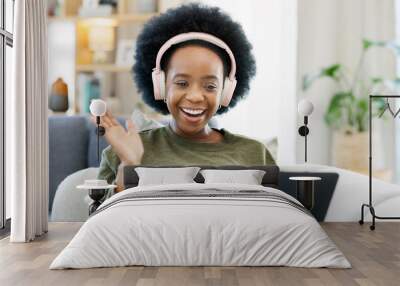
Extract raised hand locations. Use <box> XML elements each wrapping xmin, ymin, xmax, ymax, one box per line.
<box><xmin>91</xmin><ymin>111</ymin><xmax>144</xmax><ymax>165</ymax></box>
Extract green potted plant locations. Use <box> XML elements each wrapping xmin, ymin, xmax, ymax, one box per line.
<box><xmin>302</xmin><ymin>39</ymin><xmax>398</xmax><ymax>173</ymax></box>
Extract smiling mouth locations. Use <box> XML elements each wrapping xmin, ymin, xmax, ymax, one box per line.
<box><xmin>180</xmin><ymin>107</ymin><xmax>207</xmax><ymax>118</ymax></box>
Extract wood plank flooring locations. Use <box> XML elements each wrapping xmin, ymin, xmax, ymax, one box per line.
<box><xmin>0</xmin><ymin>222</ymin><xmax>399</xmax><ymax>286</ymax></box>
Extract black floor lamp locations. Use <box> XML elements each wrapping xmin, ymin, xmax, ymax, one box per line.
<box><xmin>359</xmin><ymin>95</ymin><xmax>400</xmax><ymax>230</ymax></box>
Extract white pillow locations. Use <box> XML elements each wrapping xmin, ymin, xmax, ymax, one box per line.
<box><xmin>200</xmin><ymin>169</ymin><xmax>266</xmax><ymax>185</ymax></box>
<box><xmin>135</xmin><ymin>167</ymin><xmax>201</xmax><ymax>186</ymax></box>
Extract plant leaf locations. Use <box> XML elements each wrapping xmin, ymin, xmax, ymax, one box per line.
<box><xmin>356</xmin><ymin>98</ymin><xmax>368</xmax><ymax>132</ymax></box>
<box><xmin>302</xmin><ymin>74</ymin><xmax>317</xmax><ymax>90</ymax></box>
<box><xmin>324</xmin><ymin>91</ymin><xmax>353</xmax><ymax>129</ymax></box>
<box><xmin>364</xmin><ymin>39</ymin><xmax>400</xmax><ymax>55</ymax></box>
<box><xmin>372</xmin><ymin>97</ymin><xmax>387</xmax><ymax>117</ymax></box>
<box><xmin>371</xmin><ymin>77</ymin><xmax>383</xmax><ymax>85</ymax></box>
<box><xmin>302</xmin><ymin>64</ymin><xmax>342</xmax><ymax>91</ymax></box>
<box><xmin>363</xmin><ymin>38</ymin><xmax>373</xmax><ymax>50</ymax></box>
<box><xmin>322</xmin><ymin>64</ymin><xmax>341</xmax><ymax>78</ymax></box>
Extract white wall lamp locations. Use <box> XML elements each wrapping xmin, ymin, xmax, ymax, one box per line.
<box><xmin>298</xmin><ymin>99</ymin><xmax>314</xmax><ymax>163</ymax></box>
<box><xmin>89</xmin><ymin>99</ymin><xmax>107</xmax><ymax>164</ymax></box>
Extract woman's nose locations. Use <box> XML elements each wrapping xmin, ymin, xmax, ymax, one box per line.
<box><xmin>185</xmin><ymin>86</ymin><xmax>204</xmax><ymax>102</ymax></box>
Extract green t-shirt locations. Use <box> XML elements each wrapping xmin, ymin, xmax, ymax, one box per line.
<box><xmin>97</xmin><ymin>125</ymin><xmax>275</xmax><ymax>197</ymax></box>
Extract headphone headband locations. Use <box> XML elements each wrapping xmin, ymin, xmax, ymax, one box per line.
<box><xmin>153</xmin><ymin>32</ymin><xmax>237</xmax><ymax>80</ymax></box>
<box><xmin>151</xmin><ymin>32</ymin><xmax>237</xmax><ymax>106</ymax></box>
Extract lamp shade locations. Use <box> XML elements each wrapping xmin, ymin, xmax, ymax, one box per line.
<box><xmin>89</xmin><ymin>99</ymin><xmax>107</xmax><ymax>116</ymax></box>
<box><xmin>88</xmin><ymin>25</ymin><xmax>115</xmax><ymax>52</ymax></box>
<box><xmin>298</xmin><ymin>99</ymin><xmax>314</xmax><ymax>116</ymax></box>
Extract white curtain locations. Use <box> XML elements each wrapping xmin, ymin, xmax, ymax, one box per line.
<box><xmin>8</xmin><ymin>0</ymin><xmax>48</xmax><ymax>242</ymax></box>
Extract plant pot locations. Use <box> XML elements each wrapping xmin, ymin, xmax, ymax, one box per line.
<box><xmin>49</xmin><ymin>94</ymin><xmax>69</xmax><ymax>112</ymax></box>
<box><xmin>49</xmin><ymin>78</ymin><xmax>69</xmax><ymax>112</ymax></box>
<box><xmin>332</xmin><ymin>130</ymin><xmax>393</xmax><ymax>181</ymax></box>
<box><xmin>332</xmin><ymin>131</ymin><xmax>369</xmax><ymax>171</ymax></box>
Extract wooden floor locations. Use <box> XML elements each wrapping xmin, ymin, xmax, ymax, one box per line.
<box><xmin>0</xmin><ymin>222</ymin><xmax>399</xmax><ymax>286</ymax></box>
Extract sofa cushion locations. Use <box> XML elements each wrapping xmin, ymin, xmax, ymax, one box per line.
<box><xmin>48</xmin><ymin>115</ymin><xmax>89</xmax><ymax>212</ymax></box>
<box><xmin>51</xmin><ymin>167</ymin><xmax>99</xmax><ymax>222</ymax></box>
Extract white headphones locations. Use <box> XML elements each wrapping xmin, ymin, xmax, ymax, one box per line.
<box><xmin>151</xmin><ymin>32</ymin><xmax>237</xmax><ymax>107</ymax></box>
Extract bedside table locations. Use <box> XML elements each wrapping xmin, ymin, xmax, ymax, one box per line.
<box><xmin>77</xmin><ymin>184</ymin><xmax>117</xmax><ymax>215</ymax></box>
<box><xmin>289</xmin><ymin>176</ymin><xmax>321</xmax><ymax>210</ymax></box>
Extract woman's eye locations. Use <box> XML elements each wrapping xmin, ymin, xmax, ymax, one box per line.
<box><xmin>175</xmin><ymin>81</ymin><xmax>188</xmax><ymax>87</ymax></box>
<box><xmin>206</xmin><ymin>84</ymin><xmax>217</xmax><ymax>91</ymax></box>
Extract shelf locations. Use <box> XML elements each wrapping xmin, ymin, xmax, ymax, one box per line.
<box><xmin>47</xmin><ymin>16</ymin><xmax>78</xmax><ymax>22</ymax></box>
<box><xmin>76</xmin><ymin>64</ymin><xmax>131</xmax><ymax>72</ymax></box>
<box><xmin>117</xmin><ymin>13</ymin><xmax>158</xmax><ymax>23</ymax></box>
<box><xmin>47</xmin><ymin>13</ymin><xmax>157</xmax><ymax>24</ymax></box>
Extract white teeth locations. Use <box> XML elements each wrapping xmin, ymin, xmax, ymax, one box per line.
<box><xmin>182</xmin><ymin>108</ymin><xmax>205</xmax><ymax>115</ymax></box>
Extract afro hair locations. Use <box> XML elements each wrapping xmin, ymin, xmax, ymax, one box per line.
<box><xmin>132</xmin><ymin>3</ymin><xmax>256</xmax><ymax>115</ymax></box>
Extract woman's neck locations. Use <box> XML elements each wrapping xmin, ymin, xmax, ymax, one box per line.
<box><xmin>169</xmin><ymin>120</ymin><xmax>223</xmax><ymax>143</ymax></box>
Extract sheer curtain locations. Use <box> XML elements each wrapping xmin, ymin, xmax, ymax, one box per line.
<box><xmin>7</xmin><ymin>0</ymin><xmax>48</xmax><ymax>242</ymax></box>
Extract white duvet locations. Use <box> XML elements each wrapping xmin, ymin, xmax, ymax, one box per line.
<box><xmin>50</xmin><ymin>183</ymin><xmax>351</xmax><ymax>269</ymax></box>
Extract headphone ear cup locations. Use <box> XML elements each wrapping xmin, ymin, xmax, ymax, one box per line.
<box><xmin>152</xmin><ymin>70</ymin><xmax>162</xmax><ymax>100</ymax></box>
<box><xmin>159</xmin><ymin>71</ymin><xmax>166</xmax><ymax>101</ymax></box>
<box><xmin>152</xmin><ymin>70</ymin><xmax>166</xmax><ymax>101</ymax></box>
<box><xmin>220</xmin><ymin>77</ymin><xmax>237</xmax><ymax>107</ymax></box>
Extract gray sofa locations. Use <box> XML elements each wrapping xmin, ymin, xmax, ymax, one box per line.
<box><xmin>48</xmin><ymin>115</ymin><xmax>126</xmax><ymax>214</ymax></box>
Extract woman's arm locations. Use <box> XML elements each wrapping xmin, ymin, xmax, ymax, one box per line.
<box><xmin>98</xmin><ymin>112</ymin><xmax>144</xmax><ymax>165</ymax></box>
<box><xmin>96</xmin><ymin>148</ymin><xmax>118</xmax><ymax>200</ymax></box>
<box><xmin>98</xmin><ymin>147</ymin><xmax>142</xmax><ymax>197</ymax></box>
<box><xmin>114</xmin><ymin>161</ymin><xmax>136</xmax><ymax>193</ymax></box>
<box><xmin>97</xmin><ymin>148</ymin><xmax>115</xmax><ymax>182</ymax></box>
<box><xmin>92</xmin><ymin>111</ymin><xmax>144</xmax><ymax>194</ymax></box>
<box><xmin>98</xmin><ymin>148</ymin><xmax>140</xmax><ymax>194</ymax></box>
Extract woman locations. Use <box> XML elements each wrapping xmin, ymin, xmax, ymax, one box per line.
<box><xmin>96</xmin><ymin>3</ymin><xmax>275</xmax><ymax>197</ymax></box>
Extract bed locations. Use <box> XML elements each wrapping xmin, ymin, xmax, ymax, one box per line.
<box><xmin>49</xmin><ymin>165</ymin><xmax>351</xmax><ymax>269</ymax></box>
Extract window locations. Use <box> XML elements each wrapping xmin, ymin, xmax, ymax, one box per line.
<box><xmin>0</xmin><ymin>0</ymin><xmax>14</xmax><ymax>235</ymax></box>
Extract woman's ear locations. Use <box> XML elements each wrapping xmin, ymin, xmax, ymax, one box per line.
<box><xmin>164</xmin><ymin>92</ymin><xmax>172</xmax><ymax>114</ymax></box>
<box><xmin>216</xmin><ymin>89</ymin><xmax>224</xmax><ymax>111</ymax></box>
